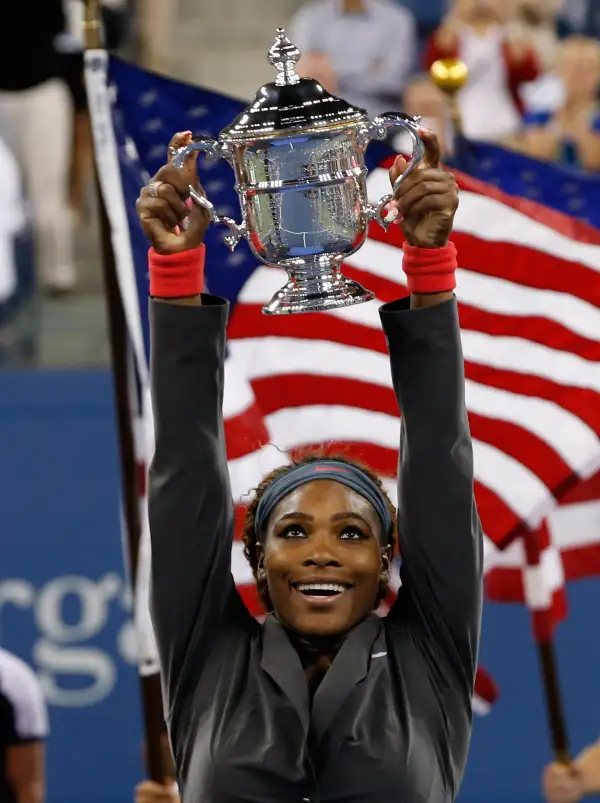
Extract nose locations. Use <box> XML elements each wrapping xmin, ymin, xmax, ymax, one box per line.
<box><xmin>302</xmin><ymin>529</ymin><xmax>341</xmax><ymax>568</ymax></box>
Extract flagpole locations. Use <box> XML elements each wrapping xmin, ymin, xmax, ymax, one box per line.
<box><xmin>538</xmin><ymin>640</ymin><xmax>571</xmax><ymax>764</ymax></box>
<box><xmin>82</xmin><ymin>0</ymin><xmax>166</xmax><ymax>782</ymax></box>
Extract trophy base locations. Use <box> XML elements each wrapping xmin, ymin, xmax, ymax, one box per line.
<box><xmin>262</xmin><ymin>270</ymin><xmax>375</xmax><ymax>315</ymax></box>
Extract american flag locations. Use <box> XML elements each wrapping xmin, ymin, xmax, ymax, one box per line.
<box><xmin>224</xmin><ymin>165</ymin><xmax>600</xmax><ymax>632</ymax></box>
<box><xmin>85</xmin><ymin>54</ymin><xmax>600</xmax><ymax>714</ymax></box>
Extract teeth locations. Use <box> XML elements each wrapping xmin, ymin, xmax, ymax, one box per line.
<box><xmin>296</xmin><ymin>583</ymin><xmax>346</xmax><ymax>594</ymax></box>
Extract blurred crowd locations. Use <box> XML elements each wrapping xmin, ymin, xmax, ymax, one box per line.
<box><xmin>292</xmin><ymin>0</ymin><xmax>600</xmax><ymax>169</ymax></box>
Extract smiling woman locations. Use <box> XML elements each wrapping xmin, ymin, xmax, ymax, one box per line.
<box><xmin>140</xmin><ymin>129</ymin><xmax>482</xmax><ymax>803</ymax></box>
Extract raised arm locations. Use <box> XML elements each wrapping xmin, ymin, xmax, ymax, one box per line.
<box><xmin>381</xmin><ymin>132</ymin><xmax>483</xmax><ymax>689</ymax></box>
<box><xmin>137</xmin><ymin>136</ymin><xmax>254</xmax><ymax>717</ymax></box>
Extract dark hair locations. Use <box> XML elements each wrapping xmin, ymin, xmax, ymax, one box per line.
<box><xmin>242</xmin><ymin>452</ymin><xmax>397</xmax><ymax>612</ymax></box>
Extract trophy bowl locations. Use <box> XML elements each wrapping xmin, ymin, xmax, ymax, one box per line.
<box><xmin>172</xmin><ymin>29</ymin><xmax>424</xmax><ymax>315</ymax></box>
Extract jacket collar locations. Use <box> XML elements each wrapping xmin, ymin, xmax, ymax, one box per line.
<box><xmin>260</xmin><ymin>613</ymin><xmax>383</xmax><ymax>740</ymax></box>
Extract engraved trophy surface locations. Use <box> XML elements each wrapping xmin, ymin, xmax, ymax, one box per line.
<box><xmin>172</xmin><ymin>28</ymin><xmax>424</xmax><ymax>315</ymax></box>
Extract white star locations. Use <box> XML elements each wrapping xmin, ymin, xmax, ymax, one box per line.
<box><xmin>188</xmin><ymin>105</ymin><xmax>208</xmax><ymax>118</ymax></box>
<box><xmin>139</xmin><ymin>90</ymin><xmax>158</xmax><ymax>107</ymax></box>
<box><xmin>226</xmin><ymin>251</ymin><xmax>248</xmax><ymax>267</ymax></box>
<box><xmin>141</xmin><ymin>118</ymin><xmax>164</xmax><ymax>133</ymax></box>
<box><xmin>124</xmin><ymin>137</ymin><xmax>139</xmax><ymax>162</ymax></box>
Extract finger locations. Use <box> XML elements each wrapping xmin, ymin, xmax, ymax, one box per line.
<box><xmin>151</xmin><ymin>165</ymin><xmax>192</xmax><ymax>199</ymax></box>
<box><xmin>138</xmin><ymin>197</ymin><xmax>181</xmax><ymax>230</ymax></box>
<box><xmin>420</xmin><ymin>128</ymin><xmax>441</xmax><ymax>169</ymax></box>
<box><xmin>167</xmin><ymin>130</ymin><xmax>199</xmax><ymax>188</ymax></box>
<box><xmin>394</xmin><ymin>178</ymin><xmax>454</xmax><ymax>217</ymax></box>
<box><xmin>154</xmin><ymin>182</ymin><xmax>190</xmax><ymax>221</ymax></box>
<box><xmin>401</xmin><ymin>192</ymin><xmax>457</xmax><ymax>220</ymax></box>
<box><xmin>185</xmin><ymin>198</ymin><xmax>210</xmax><ymax>238</ymax></box>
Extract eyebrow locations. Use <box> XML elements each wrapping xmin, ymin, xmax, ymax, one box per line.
<box><xmin>277</xmin><ymin>511</ymin><xmax>372</xmax><ymax>528</ymax></box>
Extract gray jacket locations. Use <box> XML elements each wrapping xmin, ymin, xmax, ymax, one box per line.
<box><xmin>148</xmin><ymin>294</ymin><xmax>483</xmax><ymax>803</ymax></box>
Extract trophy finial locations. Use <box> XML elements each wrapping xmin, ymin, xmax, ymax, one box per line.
<box><xmin>268</xmin><ymin>28</ymin><xmax>301</xmax><ymax>86</ymax></box>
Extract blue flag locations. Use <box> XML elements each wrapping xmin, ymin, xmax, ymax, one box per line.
<box><xmin>451</xmin><ymin>136</ymin><xmax>600</xmax><ymax>228</ymax></box>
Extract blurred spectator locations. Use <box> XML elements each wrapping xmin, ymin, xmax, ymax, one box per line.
<box><xmin>57</xmin><ymin>0</ymin><xmax>130</xmax><ymax>219</ymax></box>
<box><xmin>542</xmin><ymin>740</ymin><xmax>600</xmax><ymax>803</ymax></box>
<box><xmin>0</xmin><ymin>3</ymin><xmax>76</xmax><ymax>295</ymax></box>
<box><xmin>558</xmin><ymin>0</ymin><xmax>600</xmax><ymax>39</ymax></box>
<box><xmin>0</xmin><ymin>137</ymin><xmax>26</xmax><ymax>313</ymax></box>
<box><xmin>393</xmin><ymin>0</ymin><xmax>449</xmax><ymax>51</ymax></box>
<box><xmin>399</xmin><ymin>74</ymin><xmax>452</xmax><ymax>156</ymax></box>
<box><xmin>289</xmin><ymin>0</ymin><xmax>418</xmax><ymax>118</ymax></box>
<box><xmin>0</xmin><ymin>648</ymin><xmax>49</xmax><ymax>803</ymax></box>
<box><xmin>519</xmin><ymin>36</ymin><xmax>600</xmax><ymax>171</ymax></box>
<box><xmin>514</xmin><ymin>0</ymin><xmax>562</xmax><ymax>70</ymax></box>
<box><xmin>137</xmin><ymin>0</ymin><xmax>178</xmax><ymax>73</ymax></box>
<box><xmin>423</xmin><ymin>0</ymin><xmax>541</xmax><ymax>143</ymax></box>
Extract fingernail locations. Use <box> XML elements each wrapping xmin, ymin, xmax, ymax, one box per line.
<box><xmin>185</xmin><ymin>198</ymin><xmax>193</xmax><ymax>209</ymax></box>
<box><xmin>174</xmin><ymin>225</ymin><xmax>181</xmax><ymax>236</ymax></box>
<box><xmin>419</xmin><ymin>127</ymin><xmax>431</xmax><ymax>134</ymax></box>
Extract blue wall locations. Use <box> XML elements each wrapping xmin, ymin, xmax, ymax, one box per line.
<box><xmin>0</xmin><ymin>370</ymin><xmax>598</xmax><ymax>803</ymax></box>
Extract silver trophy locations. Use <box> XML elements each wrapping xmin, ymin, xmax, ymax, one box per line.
<box><xmin>172</xmin><ymin>28</ymin><xmax>424</xmax><ymax>315</ymax></box>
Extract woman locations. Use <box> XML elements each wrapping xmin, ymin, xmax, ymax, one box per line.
<box><xmin>136</xmin><ymin>128</ymin><xmax>483</xmax><ymax>803</ymax></box>
<box><xmin>423</xmin><ymin>0</ymin><xmax>540</xmax><ymax>143</ymax></box>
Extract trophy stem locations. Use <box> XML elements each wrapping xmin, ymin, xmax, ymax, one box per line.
<box><xmin>262</xmin><ymin>257</ymin><xmax>374</xmax><ymax>316</ymax></box>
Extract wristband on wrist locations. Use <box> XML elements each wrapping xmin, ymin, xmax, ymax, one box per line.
<box><xmin>148</xmin><ymin>245</ymin><xmax>206</xmax><ymax>298</ymax></box>
<box><xmin>402</xmin><ymin>242</ymin><xmax>457</xmax><ymax>294</ymax></box>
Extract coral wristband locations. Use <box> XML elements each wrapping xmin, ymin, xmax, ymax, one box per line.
<box><xmin>402</xmin><ymin>242</ymin><xmax>457</xmax><ymax>294</ymax></box>
<box><xmin>149</xmin><ymin>245</ymin><xmax>206</xmax><ymax>298</ymax></box>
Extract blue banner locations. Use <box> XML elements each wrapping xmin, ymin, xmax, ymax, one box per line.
<box><xmin>0</xmin><ymin>370</ymin><xmax>143</xmax><ymax>803</ymax></box>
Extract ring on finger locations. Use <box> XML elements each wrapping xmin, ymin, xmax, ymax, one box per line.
<box><xmin>147</xmin><ymin>180</ymin><xmax>163</xmax><ymax>199</ymax></box>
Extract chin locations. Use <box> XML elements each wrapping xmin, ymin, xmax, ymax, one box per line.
<box><xmin>290</xmin><ymin>612</ymin><xmax>356</xmax><ymax>639</ymax></box>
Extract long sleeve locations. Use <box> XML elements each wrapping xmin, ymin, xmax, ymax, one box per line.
<box><xmin>148</xmin><ymin>296</ymin><xmax>253</xmax><ymax>720</ymax></box>
<box><xmin>380</xmin><ymin>297</ymin><xmax>483</xmax><ymax>691</ymax></box>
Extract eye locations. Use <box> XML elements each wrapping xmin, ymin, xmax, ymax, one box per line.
<box><xmin>339</xmin><ymin>526</ymin><xmax>368</xmax><ymax>541</ymax></box>
<box><xmin>279</xmin><ymin>523</ymin><xmax>307</xmax><ymax>538</ymax></box>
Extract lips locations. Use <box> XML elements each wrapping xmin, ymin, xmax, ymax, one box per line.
<box><xmin>290</xmin><ymin>580</ymin><xmax>352</xmax><ymax>603</ymax></box>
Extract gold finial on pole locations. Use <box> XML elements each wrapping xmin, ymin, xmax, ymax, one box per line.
<box><xmin>430</xmin><ymin>58</ymin><xmax>469</xmax><ymax>137</ymax></box>
<box><xmin>83</xmin><ymin>0</ymin><xmax>103</xmax><ymax>50</ymax></box>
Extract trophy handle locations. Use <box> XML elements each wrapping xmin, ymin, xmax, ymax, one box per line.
<box><xmin>366</xmin><ymin>113</ymin><xmax>425</xmax><ymax>231</ymax></box>
<box><xmin>170</xmin><ymin>137</ymin><xmax>247</xmax><ymax>251</ymax></box>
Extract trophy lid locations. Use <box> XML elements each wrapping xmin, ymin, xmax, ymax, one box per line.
<box><xmin>220</xmin><ymin>29</ymin><xmax>368</xmax><ymax>142</ymax></box>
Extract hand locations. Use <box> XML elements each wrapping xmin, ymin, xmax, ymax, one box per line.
<box><xmin>389</xmin><ymin>129</ymin><xmax>458</xmax><ymax>249</ymax></box>
<box><xmin>136</xmin><ymin>131</ymin><xmax>210</xmax><ymax>255</ymax></box>
<box><xmin>134</xmin><ymin>781</ymin><xmax>180</xmax><ymax>803</ymax></box>
<box><xmin>542</xmin><ymin>763</ymin><xmax>585</xmax><ymax>803</ymax></box>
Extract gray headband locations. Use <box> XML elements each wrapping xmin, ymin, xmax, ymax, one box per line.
<box><xmin>254</xmin><ymin>460</ymin><xmax>394</xmax><ymax>542</ymax></box>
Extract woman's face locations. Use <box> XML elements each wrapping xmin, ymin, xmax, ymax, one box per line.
<box><xmin>258</xmin><ymin>479</ymin><xmax>390</xmax><ymax>638</ymax></box>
